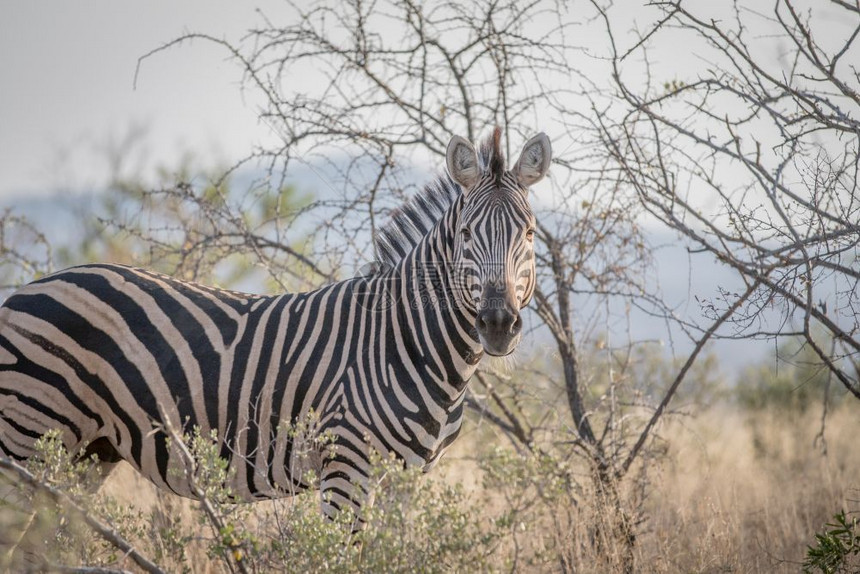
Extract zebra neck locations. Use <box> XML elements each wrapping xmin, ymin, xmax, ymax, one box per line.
<box><xmin>393</xmin><ymin>229</ymin><xmax>483</xmax><ymax>395</ymax></box>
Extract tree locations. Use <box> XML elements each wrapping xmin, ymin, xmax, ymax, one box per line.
<box><xmin>0</xmin><ymin>210</ymin><xmax>53</xmax><ymax>296</ymax></box>
<box><xmin>584</xmin><ymin>0</ymin><xmax>859</xmax><ymax>398</ymax></box>
<box><xmin>132</xmin><ymin>1</ymin><xmax>758</xmax><ymax>569</ymax></box>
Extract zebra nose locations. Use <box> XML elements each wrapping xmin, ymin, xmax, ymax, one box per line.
<box><xmin>477</xmin><ymin>307</ymin><xmax>522</xmax><ymax>337</ymax></box>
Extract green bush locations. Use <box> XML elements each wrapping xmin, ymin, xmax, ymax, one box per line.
<box><xmin>804</xmin><ymin>510</ymin><xmax>860</xmax><ymax>574</ymax></box>
<box><xmin>1</xmin><ymin>425</ymin><xmax>498</xmax><ymax>573</ymax></box>
<box><xmin>735</xmin><ymin>339</ymin><xmax>846</xmax><ymax>413</ymax></box>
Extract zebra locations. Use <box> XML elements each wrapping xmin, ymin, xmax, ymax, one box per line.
<box><xmin>0</xmin><ymin>128</ymin><xmax>551</xmax><ymax>520</ymax></box>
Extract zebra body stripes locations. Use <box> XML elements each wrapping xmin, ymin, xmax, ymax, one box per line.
<box><xmin>0</xmin><ymin>129</ymin><xmax>551</xmax><ymax>517</ymax></box>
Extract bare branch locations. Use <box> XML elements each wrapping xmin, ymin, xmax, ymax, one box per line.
<box><xmin>0</xmin><ymin>457</ymin><xmax>166</xmax><ymax>574</ymax></box>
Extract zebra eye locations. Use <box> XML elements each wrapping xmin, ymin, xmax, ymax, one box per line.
<box><xmin>525</xmin><ymin>228</ymin><xmax>535</xmax><ymax>242</ymax></box>
<box><xmin>461</xmin><ymin>227</ymin><xmax>472</xmax><ymax>242</ymax></box>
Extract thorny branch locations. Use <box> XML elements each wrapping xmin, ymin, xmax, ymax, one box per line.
<box><xmin>583</xmin><ymin>0</ymin><xmax>860</xmax><ymax>397</ymax></box>
<box><xmin>0</xmin><ymin>456</ymin><xmax>166</xmax><ymax>574</ymax></box>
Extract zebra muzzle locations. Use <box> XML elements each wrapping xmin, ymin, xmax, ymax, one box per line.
<box><xmin>476</xmin><ymin>286</ymin><xmax>522</xmax><ymax>356</ymax></box>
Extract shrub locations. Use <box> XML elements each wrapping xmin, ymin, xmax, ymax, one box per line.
<box><xmin>804</xmin><ymin>510</ymin><xmax>860</xmax><ymax>574</ymax></box>
<box><xmin>1</xmin><ymin>424</ymin><xmax>497</xmax><ymax>573</ymax></box>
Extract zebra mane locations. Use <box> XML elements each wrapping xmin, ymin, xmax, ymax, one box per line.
<box><xmin>480</xmin><ymin>126</ymin><xmax>506</xmax><ymax>183</ymax></box>
<box><xmin>373</xmin><ymin>129</ymin><xmax>505</xmax><ymax>269</ymax></box>
<box><xmin>373</xmin><ymin>173</ymin><xmax>460</xmax><ymax>269</ymax></box>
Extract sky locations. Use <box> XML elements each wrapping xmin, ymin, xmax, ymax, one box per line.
<box><xmin>2</xmin><ymin>1</ymin><xmax>849</xmax><ymax>376</ymax></box>
<box><xmin>0</xmin><ymin>1</ymin><xmax>645</xmax><ymax>200</ymax></box>
<box><xmin>2</xmin><ymin>1</ymin><xmax>852</xmax><ymax>201</ymax></box>
<box><xmin>0</xmin><ymin>1</ymin><xmax>288</xmax><ymax>199</ymax></box>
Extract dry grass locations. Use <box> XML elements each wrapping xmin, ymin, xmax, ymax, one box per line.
<box><xmin>636</xmin><ymin>406</ymin><xmax>860</xmax><ymax>573</ymax></box>
<box><xmin>438</xmin><ymin>404</ymin><xmax>860</xmax><ymax>573</ymax></box>
<box><xmin>5</xmin><ymin>403</ymin><xmax>856</xmax><ymax>572</ymax></box>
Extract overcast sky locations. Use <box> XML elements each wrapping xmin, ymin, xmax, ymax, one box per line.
<box><xmin>3</xmin><ymin>2</ymin><xmax>852</xmax><ymax>203</ymax></box>
<box><xmin>0</xmin><ymin>1</ymin><xmax>660</xmax><ymax>202</ymax></box>
<box><xmin>0</xmin><ymin>1</ymin><xmax>292</xmax><ymax>200</ymax></box>
<box><xmin>1</xmin><ymin>2</ymin><xmax>852</xmax><ymax>373</ymax></box>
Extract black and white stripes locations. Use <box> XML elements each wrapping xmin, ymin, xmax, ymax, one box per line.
<box><xmin>0</xmin><ymin>129</ymin><xmax>551</xmax><ymax>518</ymax></box>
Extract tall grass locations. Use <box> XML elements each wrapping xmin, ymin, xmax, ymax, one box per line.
<box><xmin>634</xmin><ymin>407</ymin><xmax>859</xmax><ymax>573</ymax></box>
<box><xmin>1</xmin><ymin>403</ymin><xmax>857</xmax><ymax>572</ymax></box>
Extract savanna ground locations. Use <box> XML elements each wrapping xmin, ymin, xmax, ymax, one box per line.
<box><xmin>95</xmin><ymin>404</ymin><xmax>860</xmax><ymax>573</ymax></box>
<box><xmin>426</xmin><ymin>401</ymin><xmax>860</xmax><ymax>573</ymax></box>
<box><xmin>637</xmin><ymin>408</ymin><xmax>858</xmax><ymax>573</ymax></box>
<box><xmin>5</xmin><ymin>388</ymin><xmax>854</xmax><ymax>573</ymax></box>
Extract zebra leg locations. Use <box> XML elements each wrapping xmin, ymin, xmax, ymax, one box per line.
<box><xmin>319</xmin><ymin>454</ymin><xmax>371</xmax><ymax>531</ymax></box>
<box><xmin>0</xmin><ymin>461</ymin><xmax>45</xmax><ymax>572</ymax></box>
<box><xmin>0</xmin><ymin>436</ymin><xmax>44</xmax><ymax>570</ymax></box>
<box><xmin>76</xmin><ymin>436</ymin><xmax>122</xmax><ymax>492</ymax></box>
<box><xmin>0</xmin><ymin>509</ymin><xmax>37</xmax><ymax>571</ymax></box>
<box><xmin>0</xmin><ymin>436</ymin><xmax>120</xmax><ymax>570</ymax></box>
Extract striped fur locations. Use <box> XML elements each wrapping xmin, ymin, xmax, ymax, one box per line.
<box><xmin>0</xmin><ymin>129</ymin><xmax>551</xmax><ymax>518</ymax></box>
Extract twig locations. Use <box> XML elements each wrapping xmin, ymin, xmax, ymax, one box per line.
<box><xmin>620</xmin><ymin>280</ymin><xmax>760</xmax><ymax>476</ymax></box>
<box><xmin>157</xmin><ymin>407</ymin><xmax>250</xmax><ymax>574</ymax></box>
<box><xmin>0</xmin><ymin>456</ymin><xmax>166</xmax><ymax>574</ymax></box>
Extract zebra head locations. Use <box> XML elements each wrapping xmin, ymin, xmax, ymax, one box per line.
<box><xmin>446</xmin><ymin>129</ymin><xmax>551</xmax><ymax>357</ymax></box>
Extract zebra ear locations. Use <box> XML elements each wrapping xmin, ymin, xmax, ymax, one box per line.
<box><xmin>513</xmin><ymin>133</ymin><xmax>552</xmax><ymax>188</ymax></box>
<box><xmin>446</xmin><ymin>135</ymin><xmax>480</xmax><ymax>194</ymax></box>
